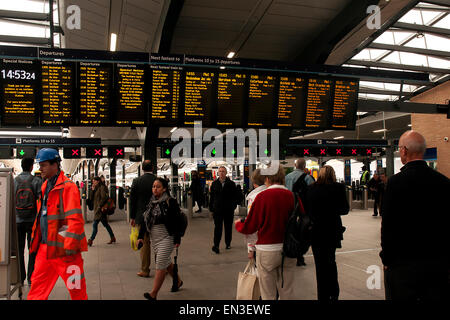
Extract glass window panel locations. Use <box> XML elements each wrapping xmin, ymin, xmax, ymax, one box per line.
<box><xmin>433</xmin><ymin>15</ymin><xmax>450</xmax><ymax>28</ymax></box>
<box><xmin>373</xmin><ymin>31</ymin><xmax>395</xmax><ymax>44</ymax></box>
<box><xmin>0</xmin><ymin>21</ymin><xmax>47</xmax><ymax>38</ymax></box>
<box><xmin>427</xmin><ymin>56</ymin><xmax>450</xmax><ymax>69</ymax></box>
<box><xmin>398</xmin><ymin>9</ymin><xmax>423</xmax><ymax>24</ymax></box>
<box><xmin>382</xmin><ymin>51</ymin><xmax>401</xmax><ymax>63</ymax></box>
<box><xmin>392</xmin><ymin>30</ymin><xmax>415</xmax><ymax>44</ymax></box>
<box><xmin>360</xmin><ymin>81</ymin><xmax>385</xmax><ymax>89</ymax></box>
<box><xmin>404</xmin><ymin>36</ymin><xmax>426</xmax><ymax>49</ymax></box>
<box><xmin>421</xmin><ymin>10</ymin><xmax>442</xmax><ymax>25</ymax></box>
<box><xmin>399</xmin><ymin>52</ymin><xmax>428</xmax><ymax>66</ymax></box>
<box><xmin>369</xmin><ymin>49</ymin><xmax>390</xmax><ymax>60</ymax></box>
<box><xmin>353</xmin><ymin>49</ymin><xmax>371</xmax><ymax>60</ymax></box>
<box><xmin>0</xmin><ymin>0</ymin><xmax>48</xmax><ymax>13</ymax></box>
<box><xmin>384</xmin><ymin>83</ymin><xmax>400</xmax><ymax>91</ymax></box>
<box><xmin>423</xmin><ymin>34</ymin><xmax>450</xmax><ymax>51</ymax></box>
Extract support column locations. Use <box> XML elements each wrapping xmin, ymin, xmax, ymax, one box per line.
<box><xmin>110</xmin><ymin>159</ymin><xmax>117</xmax><ymax>201</ymax></box>
<box><xmin>386</xmin><ymin>140</ymin><xmax>395</xmax><ymax>178</ymax></box>
<box><xmin>144</xmin><ymin>126</ymin><xmax>159</xmax><ymax>174</ymax></box>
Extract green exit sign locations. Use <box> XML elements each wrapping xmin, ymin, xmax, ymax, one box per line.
<box><xmin>16</xmin><ymin>147</ymin><xmax>37</xmax><ymax>159</ymax></box>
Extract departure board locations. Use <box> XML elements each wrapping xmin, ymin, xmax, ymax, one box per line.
<box><xmin>151</xmin><ymin>66</ymin><xmax>181</xmax><ymax>125</ymax></box>
<box><xmin>78</xmin><ymin>62</ymin><xmax>112</xmax><ymax>125</ymax></box>
<box><xmin>331</xmin><ymin>79</ymin><xmax>358</xmax><ymax>130</ymax></box>
<box><xmin>217</xmin><ymin>72</ymin><xmax>246</xmax><ymax>127</ymax></box>
<box><xmin>277</xmin><ymin>76</ymin><xmax>306</xmax><ymax>128</ymax></box>
<box><xmin>305</xmin><ymin>78</ymin><xmax>333</xmax><ymax>129</ymax></box>
<box><xmin>115</xmin><ymin>64</ymin><xmax>146</xmax><ymax>126</ymax></box>
<box><xmin>247</xmin><ymin>74</ymin><xmax>276</xmax><ymax>127</ymax></box>
<box><xmin>0</xmin><ymin>59</ymin><xmax>38</xmax><ymax>126</ymax></box>
<box><xmin>40</xmin><ymin>61</ymin><xmax>75</xmax><ymax>126</ymax></box>
<box><xmin>184</xmin><ymin>70</ymin><xmax>214</xmax><ymax>126</ymax></box>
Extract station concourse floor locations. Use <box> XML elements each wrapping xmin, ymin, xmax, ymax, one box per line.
<box><xmin>17</xmin><ymin>208</ymin><xmax>385</xmax><ymax>300</ymax></box>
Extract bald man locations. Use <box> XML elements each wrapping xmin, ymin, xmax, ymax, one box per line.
<box><xmin>380</xmin><ymin>130</ymin><xmax>449</xmax><ymax>301</ymax></box>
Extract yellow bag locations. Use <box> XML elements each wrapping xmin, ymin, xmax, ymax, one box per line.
<box><xmin>130</xmin><ymin>226</ymin><xmax>139</xmax><ymax>251</ymax></box>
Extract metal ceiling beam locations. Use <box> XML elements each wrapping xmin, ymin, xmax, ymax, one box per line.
<box><xmin>359</xmin><ymin>88</ymin><xmax>414</xmax><ymax>96</ymax></box>
<box><xmin>347</xmin><ymin>59</ymin><xmax>450</xmax><ymax>74</ymax></box>
<box><xmin>158</xmin><ymin>0</ymin><xmax>185</xmax><ymax>54</ymax></box>
<box><xmin>294</xmin><ymin>0</ymin><xmax>379</xmax><ymax>64</ymax></box>
<box><xmin>415</xmin><ymin>4</ymin><xmax>450</xmax><ymax>11</ymax></box>
<box><xmin>0</xmin><ymin>35</ymin><xmax>49</xmax><ymax>45</ymax></box>
<box><xmin>358</xmin><ymin>99</ymin><xmax>448</xmax><ymax>114</ymax></box>
<box><xmin>368</xmin><ymin>42</ymin><xmax>450</xmax><ymax>59</ymax></box>
<box><xmin>358</xmin><ymin>76</ymin><xmax>432</xmax><ymax>87</ymax></box>
<box><xmin>421</xmin><ymin>0</ymin><xmax>450</xmax><ymax>6</ymax></box>
<box><xmin>392</xmin><ymin>21</ymin><xmax>450</xmax><ymax>37</ymax></box>
<box><xmin>0</xmin><ymin>10</ymin><xmax>48</xmax><ymax>21</ymax></box>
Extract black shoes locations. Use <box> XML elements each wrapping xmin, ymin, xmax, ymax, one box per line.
<box><xmin>226</xmin><ymin>246</ymin><xmax>231</xmax><ymax>250</ymax></box>
<box><xmin>144</xmin><ymin>292</ymin><xmax>156</xmax><ymax>300</ymax></box>
<box><xmin>296</xmin><ymin>260</ymin><xmax>306</xmax><ymax>266</ymax></box>
<box><xmin>212</xmin><ymin>246</ymin><xmax>220</xmax><ymax>254</ymax></box>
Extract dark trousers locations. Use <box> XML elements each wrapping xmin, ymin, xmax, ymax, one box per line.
<box><xmin>312</xmin><ymin>244</ymin><xmax>339</xmax><ymax>301</ymax></box>
<box><xmin>90</xmin><ymin>217</ymin><xmax>115</xmax><ymax>240</ymax></box>
<box><xmin>384</xmin><ymin>260</ymin><xmax>448</xmax><ymax>301</ymax></box>
<box><xmin>213</xmin><ymin>211</ymin><xmax>233</xmax><ymax>248</ymax></box>
<box><xmin>373</xmin><ymin>192</ymin><xmax>380</xmax><ymax>216</ymax></box>
<box><xmin>17</xmin><ymin>221</ymin><xmax>36</xmax><ymax>284</ymax></box>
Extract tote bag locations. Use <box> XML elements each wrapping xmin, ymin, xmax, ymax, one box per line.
<box><xmin>236</xmin><ymin>260</ymin><xmax>260</xmax><ymax>300</ymax></box>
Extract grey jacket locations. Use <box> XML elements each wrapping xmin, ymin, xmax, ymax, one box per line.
<box><xmin>14</xmin><ymin>172</ymin><xmax>42</xmax><ymax>223</ymax></box>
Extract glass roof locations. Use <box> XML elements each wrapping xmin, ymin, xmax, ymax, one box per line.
<box><xmin>347</xmin><ymin>2</ymin><xmax>450</xmax><ymax>101</ymax></box>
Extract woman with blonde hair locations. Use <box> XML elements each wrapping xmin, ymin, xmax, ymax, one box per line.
<box><xmin>304</xmin><ymin>165</ymin><xmax>349</xmax><ymax>301</ymax></box>
<box><xmin>235</xmin><ymin>165</ymin><xmax>296</xmax><ymax>299</ymax></box>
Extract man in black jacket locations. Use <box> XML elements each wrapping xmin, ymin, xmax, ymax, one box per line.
<box><xmin>209</xmin><ymin>166</ymin><xmax>242</xmax><ymax>254</ymax></box>
<box><xmin>380</xmin><ymin>130</ymin><xmax>450</xmax><ymax>301</ymax></box>
<box><xmin>130</xmin><ymin>160</ymin><xmax>156</xmax><ymax>277</ymax></box>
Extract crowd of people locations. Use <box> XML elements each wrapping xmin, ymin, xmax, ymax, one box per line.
<box><xmin>12</xmin><ymin>130</ymin><xmax>449</xmax><ymax>301</ymax></box>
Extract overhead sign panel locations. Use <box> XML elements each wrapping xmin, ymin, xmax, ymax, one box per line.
<box><xmin>40</xmin><ymin>60</ymin><xmax>75</xmax><ymax>126</ymax></box>
<box><xmin>115</xmin><ymin>63</ymin><xmax>146</xmax><ymax>126</ymax></box>
<box><xmin>107</xmin><ymin>146</ymin><xmax>125</xmax><ymax>158</ymax></box>
<box><xmin>78</xmin><ymin>62</ymin><xmax>112</xmax><ymax>125</ymax></box>
<box><xmin>63</xmin><ymin>147</ymin><xmax>81</xmax><ymax>159</ymax></box>
<box><xmin>0</xmin><ymin>59</ymin><xmax>38</xmax><ymax>126</ymax></box>
<box><xmin>85</xmin><ymin>146</ymin><xmax>104</xmax><ymax>158</ymax></box>
<box><xmin>16</xmin><ymin>147</ymin><xmax>36</xmax><ymax>159</ymax></box>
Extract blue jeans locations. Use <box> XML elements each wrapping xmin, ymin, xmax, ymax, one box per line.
<box><xmin>90</xmin><ymin>217</ymin><xmax>115</xmax><ymax>240</ymax></box>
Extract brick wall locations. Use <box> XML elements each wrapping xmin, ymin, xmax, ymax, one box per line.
<box><xmin>410</xmin><ymin>81</ymin><xmax>450</xmax><ymax>178</ymax></box>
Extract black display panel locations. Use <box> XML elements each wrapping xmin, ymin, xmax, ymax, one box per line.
<box><xmin>150</xmin><ymin>66</ymin><xmax>181</xmax><ymax>125</ymax></box>
<box><xmin>40</xmin><ymin>60</ymin><xmax>75</xmax><ymax>126</ymax></box>
<box><xmin>85</xmin><ymin>146</ymin><xmax>104</xmax><ymax>158</ymax></box>
<box><xmin>107</xmin><ymin>146</ymin><xmax>125</xmax><ymax>158</ymax></box>
<box><xmin>304</xmin><ymin>78</ymin><xmax>333</xmax><ymax>129</ymax></box>
<box><xmin>78</xmin><ymin>62</ymin><xmax>112</xmax><ymax>125</ymax></box>
<box><xmin>216</xmin><ymin>72</ymin><xmax>246</xmax><ymax>127</ymax></box>
<box><xmin>331</xmin><ymin>79</ymin><xmax>359</xmax><ymax>130</ymax></box>
<box><xmin>247</xmin><ymin>74</ymin><xmax>276</xmax><ymax>127</ymax></box>
<box><xmin>0</xmin><ymin>59</ymin><xmax>38</xmax><ymax>126</ymax></box>
<box><xmin>63</xmin><ymin>147</ymin><xmax>81</xmax><ymax>159</ymax></box>
<box><xmin>183</xmin><ymin>70</ymin><xmax>214</xmax><ymax>126</ymax></box>
<box><xmin>277</xmin><ymin>76</ymin><xmax>306</xmax><ymax>128</ymax></box>
<box><xmin>115</xmin><ymin>63</ymin><xmax>146</xmax><ymax>126</ymax></box>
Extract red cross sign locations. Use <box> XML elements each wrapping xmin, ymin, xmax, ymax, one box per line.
<box><xmin>320</xmin><ymin>149</ymin><xmax>326</xmax><ymax>155</ymax></box>
<box><xmin>94</xmin><ymin>149</ymin><xmax>102</xmax><ymax>156</ymax></box>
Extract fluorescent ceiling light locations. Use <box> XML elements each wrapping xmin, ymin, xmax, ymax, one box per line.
<box><xmin>408</xmin><ymin>124</ymin><xmax>412</xmax><ymax>127</ymax></box>
<box><xmin>170</xmin><ymin>127</ymin><xmax>178</xmax><ymax>133</ymax></box>
<box><xmin>227</xmin><ymin>51</ymin><xmax>235</xmax><ymax>58</ymax></box>
<box><xmin>110</xmin><ymin>33</ymin><xmax>117</xmax><ymax>51</ymax></box>
<box><xmin>0</xmin><ymin>131</ymin><xmax>62</xmax><ymax>137</ymax></box>
<box><xmin>220</xmin><ymin>66</ymin><xmax>226</xmax><ymax>69</ymax></box>
<box><xmin>373</xmin><ymin>128</ymin><xmax>388</xmax><ymax>133</ymax></box>
<box><xmin>334</xmin><ymin>136</ymin><xmax>344</xmax><ymax>139</ymax></box>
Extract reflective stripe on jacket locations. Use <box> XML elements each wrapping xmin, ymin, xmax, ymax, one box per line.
<box><xmin>30</xmin><ymin>171</ymin><xmax>88</xmax><ymax>259</ymax></box>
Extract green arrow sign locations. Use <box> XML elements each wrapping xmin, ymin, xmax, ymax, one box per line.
<box><xmin>19</xmin><ymin>149</ymin><xmax>25</xmax><ymax>156</ymax></box>
<box><xmin>212</xmin><ymin>148</ymin><xmax>216</xmax><ymax>155</ymax></box>
<box><xmin>165</xmin><ymin>149</ymin><xmax>170</xmax><ymax>155</ymax></box>
<box><xmin>264</xmin><ymin>149</ymin><xmax>269</xmax><ymax>155</ymax></box>
<box><xmin>231</xmin><ymin>149</ymin><xmax>236</xmax><ymax>155</ymax></box>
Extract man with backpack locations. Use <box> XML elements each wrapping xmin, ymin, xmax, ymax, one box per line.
<box><xmin>14</xmin><ymin>157</ymin><xmax>42</xmax><ymax>285</ymax></box>
<box><xmin>285</xmin><ymin>158</ymin><xmax>315</xmax><ymax>266</ymax></box>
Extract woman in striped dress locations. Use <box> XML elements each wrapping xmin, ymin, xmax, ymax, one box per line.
<box><xmin>137</xmin><ymin>177</ymin><xmax>183</xmax><ymax>300</ymax></box>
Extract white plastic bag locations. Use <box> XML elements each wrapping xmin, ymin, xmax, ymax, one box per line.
<box><xmin>236</xmin><ymin>260</ymin><xmax>260</xmax><ymax>300</ymax></box>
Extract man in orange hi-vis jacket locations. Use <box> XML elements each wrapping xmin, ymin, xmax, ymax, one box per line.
<box><xmin>27</xmin><ymin>148</ymin><xmax>88</xmax><ymax>300</ymax></box>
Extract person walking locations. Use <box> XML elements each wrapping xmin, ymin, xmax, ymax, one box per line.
<box><xmin>244</xmin><ymin>168</ymin><xmax>267</xmax><ymax>260</ymax></box>
<box><xmin>235</xmin><ymin>165</ymin><xmax>296</xmax><ymax>300</ymax></box>
<box><xmin>285</xmin><ymin>158</ymin><xmax>314</xmax><ymax>266</ymax></box>
<box><xmin>137</xmin><ymin>178</ymin><xmax>184</xmax><ymax>300</ymax></box>
<box><xmin>304</xmin><ymin>165</ymin><xmax>349</xmax><ymax>301</ymax></box>
<box><xmin>14</xmin><ymin>157</ymin><xmax>42</xmax><ymax>285</ymax></box>
<box><xmin>130</xmin><ymin>160</ymin><xmax>156</xmax><ymax>277</ymax></box>
<box><xmin>381</xmin><ymin>130</ymin><xmax>449</xmax><ymax>301</ymax></box>
<box><xmin>189</xmin><ymin>170</ymin><xmax>203</xmax><ymax>213</ymax></box>
<box><xmin>209</xmin><ymin>166</ymin><xmax>242</xmax><ymax>254</ymax></box>
<box><xmin>367</xmin><ymin>172</ymin><xmax>381</xmax><ymax>216</ymax></box>
<box><xmin>27</xmin><ymin>148</ymin><xmax>88</xmax><ymax>300</ymax></box>
<box><xmin>87</xmin><ymin>177</ymin><xmax>116</xmax><ymax>246</ymax></box>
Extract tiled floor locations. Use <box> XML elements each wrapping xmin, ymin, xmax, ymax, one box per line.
<box><xmin>14</xmin><ymin>208</ymin><xmax>385</xmax><ymax>300</ymax></box>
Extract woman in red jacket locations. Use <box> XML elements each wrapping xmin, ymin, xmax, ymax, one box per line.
<box><xmin>235</xmin><ymin>166</ymin><xmax>296</xmax><ymax>300</ymax></box>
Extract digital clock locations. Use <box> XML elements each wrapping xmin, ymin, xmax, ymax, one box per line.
<box><xmin>1</xmin><ymin>69</ymin><xmax>36</xmax><ymax>80</ymax></box>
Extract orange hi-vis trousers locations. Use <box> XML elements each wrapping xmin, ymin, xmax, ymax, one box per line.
<box><xmin>27</xmin><ymin>244</ymin><xmax>88</xmax><ymax>300</ymax></box>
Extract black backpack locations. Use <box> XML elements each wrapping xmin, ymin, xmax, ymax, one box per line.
<box><xmin>292</xmin><ymin>173</ymin><xmax>309</xmax><ymax>202</ymax></box>
<box><xmin>15</xmin><ymin>175</ymin><xmax>37</xmax><ymax>218</ymax></box>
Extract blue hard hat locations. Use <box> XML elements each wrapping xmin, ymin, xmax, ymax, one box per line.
<box><xmin>36</xmin><ymin>148</ymin><xmax>61</xmax><ymax>163</ymax></box>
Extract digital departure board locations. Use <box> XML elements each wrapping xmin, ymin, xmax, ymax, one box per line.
<box><xmin>115</xmin><ymin>64</ymin><xmax>146</xmax><ymax>126</ymax></box>
<box><xmin>151</xmin><ymin>66</ymin><xmax>181</xmax><ymax>125</ymax></box>
<box><xmin>217</xmin><ymin>72</ymin><xmax>246</xmax><ymax>127</ymax></box>
<box><xmin>40</xmin><ymin>61</ymin><xmax>75</xmax><ymax>126</ymax></box>
<box><xmin>78</xmin><ymin>62</ymin><xmax>112</xmax><ymax>125</ymax></box>
<box><xmin>331</xmin><ymin>79</ymin><xmax>358</xmax><ymax>130</ymax></box>
<box><xmin>277</xmin><ymin>76</ymin><xmax>306</xmax><ymax>128</ymax></box>
<box><xmin>184</xmin><ymin>70</ymin><xmax>214</xmax><ymax>126</ymax></box>
<box><xmin>305</xmin><ymin>78</ymin><xmax>333</xmax><ymax>129</ymax></box>
<box><xmin>247</xmin><ymin>74</ymin><xmax>276</xmax><ymax>127</ymax></box>
<box><xmin>0</xmin><ymin>59</ymin><xmax>38</xmax><ymax>126</ymax></box>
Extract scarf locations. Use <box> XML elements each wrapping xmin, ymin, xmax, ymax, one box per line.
<box><xmin>144</xmin><ymin>192</ymin><xmax>170</xmax><ymax>231</ymax></box>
